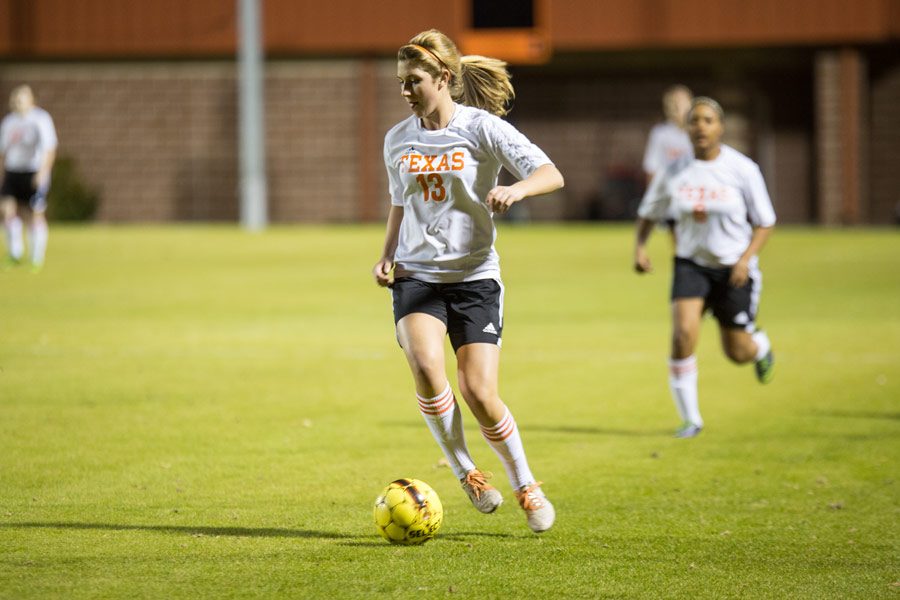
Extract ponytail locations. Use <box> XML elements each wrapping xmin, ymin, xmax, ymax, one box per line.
<box><xmin>459</xmin><ymin>56</ymin><xmax>515</xmax><ymax>117</ymax></box>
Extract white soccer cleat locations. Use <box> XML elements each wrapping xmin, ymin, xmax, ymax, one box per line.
<box><xmin>674</xmin><ymin>422</ymin><xmax>703</xmax><ymax>438</ymax></box>
<box><xmin>460</xmin><ymin>469</ymin><xmax>503</xmax><ymax>514</ymax></box>
<box><xmin>516</xmin><ymin>482</ymin><xmax>555</xmax><ymax>533</ymax></box>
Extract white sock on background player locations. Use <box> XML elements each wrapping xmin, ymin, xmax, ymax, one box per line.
<box><xmin>669</xmin><ymin>355</ymin><xmax>702</xmax><ymax>427</ymax></box>
<box><xmin>30</xmin><ymin>220</ymin><xmax>48</xmax><ymax>265</ymax></box>
<box><xmin>480</xmin><ymin>406</ymin><xmax>536</xmax><ymax>490</ymax></box>
<box><xmin>417</xmin><ymin>383</ymin><xmax>476</xmax><ymax>480</ymax></box>
<box><xmin>751</xmin><ymin>330</ymin><xmax>771</xmax><ymax>361</ymax></box>
<box><xmin>5</xmin><ymin>216</ymin><xmax>24</xmax><ymax>260</ymax></box>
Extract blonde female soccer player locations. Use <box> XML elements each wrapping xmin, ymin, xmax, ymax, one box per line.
<box><xmin>634</xmin><ymin>97</ymin><xmax>776</xmax><ymax>439</ymax></box>
<box><xmin>372</xmin><ymin>29</ymin><xmax>564</xmax><ymax>532</ymax></box>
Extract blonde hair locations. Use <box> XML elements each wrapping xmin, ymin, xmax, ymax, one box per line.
<box><xmin>662</xmin><ymin>84</ymin><xmax>692</xmax><ymax>122</ymax></box>
<box><xmin>398</xmin><ymin>29</ymin><xmax>515</xmax><ymax>116</ymax></box>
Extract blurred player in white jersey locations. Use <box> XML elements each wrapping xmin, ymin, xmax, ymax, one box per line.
<box><xmin>642</xmin><ymin>85</ymin><xmax>693</xmax><ymax>184</ymax></box>
<box><xmin>633</xmin><ymin>97</ymin><xmax>776</xmax><ymax>438</ymax></box>
<box><xmin>372</xmin><ymin>29</ymin><xmax>564</xmax><ymax>533</ymax></box>
<box><xmin>642</xmin><ymin>85</ymin><xmax>693</xmax><ymax>241</ymax></box>
<box><xmin>1</xmin><ymin>85</ymin><xmax>58</xmax><ymax>272</ymax></box>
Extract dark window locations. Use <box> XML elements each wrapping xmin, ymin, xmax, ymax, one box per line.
<box><xmin>471</xmin><ymin>0</ymin><xmax>534</xmax><ymax>29</ymax></box>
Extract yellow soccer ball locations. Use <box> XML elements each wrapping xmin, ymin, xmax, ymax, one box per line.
<box><xmin>373</xmin><ymin>478</ymin><xmax>443</xmax><ymax>545</ymax></box>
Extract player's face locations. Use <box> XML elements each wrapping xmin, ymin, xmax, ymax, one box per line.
<box><xmin>671</xmin><ymin>91</ymin><xmax>692</xmax><ymax>126</ymax></box>
<box><xmin>9</xmin><ymin>87</ymin><xmax>34</xmax><ymax>114</ymax></box>
<box><xmin>688</xmin><ymin>104</ymin><xmax>723</xmax><ymax>156</ymax></box>
<box><xmin>397</xmin><ymin>60</ymin><xmax>446</xmax><ymax>119</ymax></box>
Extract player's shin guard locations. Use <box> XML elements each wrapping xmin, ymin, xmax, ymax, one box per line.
<box><xmin>4</xmin><ymin>216</ymin><xmax>24</xmax><ymax>260</ymax></box>
<box><xmin>480</xmin><ymin>406</ymin><xmax>536</xmax><ymax>491</ymax></box>
<box><xmin>668</xmin><ymin>355</ymin><xmax>702</xmax><ymax>427</ymax></box>
<box><xmin>30</xmin><ymin>220</ymin><xmax>48</xmax><ymax>265</ymax></box>
<box><xmin>417</xmin><ymin>383</ymin><xmax>476</xmax><ymax>480</ymax></box>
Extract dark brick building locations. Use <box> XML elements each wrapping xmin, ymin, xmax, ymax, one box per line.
<box><xmin>0</xmin><ymin>0</ymin><xmax>897</xmax><ymax>224</ymax></box>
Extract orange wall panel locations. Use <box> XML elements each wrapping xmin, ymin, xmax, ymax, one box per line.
<box><xmin>263</xmin><ymin>0</ymin><xmax>465</xmax><ymax>54</ymax></box>
<box><xmin>16</xmin><ymin>0</ymin><xmax>235</xmax><ymax>56</ymax></box>
<box><xmin>0</xmin><ymin>0</ymin><xmax>896</xmax><ymax>58</ymax></box>
<box><xmin>549</xmin><ymin>0</ymin><xmax>898</xmax><ymax>50</ymax></box>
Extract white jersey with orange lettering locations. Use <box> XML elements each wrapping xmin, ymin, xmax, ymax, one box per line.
<box><xmin>642</xmin><ymin>121</ymin><xmax>692</xmax><ymax>177</ymax></box>
<box><xmin>384</xmin><ymin>103</ymin><xmax>552</xmax><ymax>283</ymax></box>
<box><xmin>638</xmin><ymin>144</ymin><xmax>776</xmax><ymax>268</ymax></box>
<box><xmin>1</xmin><ymin>107</ymin><xmax>58</xmax><ymax>172</ymax></box>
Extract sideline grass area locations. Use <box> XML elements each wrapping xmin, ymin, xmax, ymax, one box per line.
<box><xmin>1</xmin><ymin>224</ymin><xmax>898</xmax><ymax>598</ymax></box>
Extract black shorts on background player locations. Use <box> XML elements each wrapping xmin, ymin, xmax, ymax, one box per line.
<box><xmin>392</xmin><ymin>277</ymin><xmax>504</xmax><ymax>351</ymax></box>
<box><xmin>0</xmin><ymin>171</ymin><xmax>39</xmax><ymax>207</ymax></box>
<box><xmin>671</xmin><ymin>257</ymin><xmax>758</xmax><ymax>329</ymax></box>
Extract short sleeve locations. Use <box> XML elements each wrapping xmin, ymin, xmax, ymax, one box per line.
<box><xmin>38</xmin><ymin>110</ymin><xmax>58</xmax><ymax>151</ymax></box>
<box><xmin>642</xmin><ymin>126</ymin><xmax>662</xmax><ymax>175</ymax></box>
<box><xmin>636</xmin><ymin>167</ymin><xmax>671</xmax><ymax>221</ymax></box>
<box><xmin>743</xmin><ymin>163</ymin><xmax>776</xmax><ymax>227</ymax></box>
<box><xmin>0</xmin><ymin>117</ymin><xmax>9</xmax><ymax>153</ymax></box>
<box><xmin>384</xmin><ymin>139</ymin><xmax>404</xmax><ymax>207</ymax></box>
<box><xmin>480</xmin><ymin>116</ymin><xmax>551</xmax><ymax>180</ymax></box>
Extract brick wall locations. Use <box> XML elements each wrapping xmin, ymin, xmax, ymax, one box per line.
<box><xmin>871</xmin><ymin>58</ymin><xmax>900</xmax><ymax>224</ymax></box>
<box><xmin>4</xmin><ymin>55</ymin><xmax>896</xmax><ymax>224</ymax></box>
<box><xmin>1</xmin><ymin>63</ymin><xmax>240</xmax><ymax>221</ymax></box>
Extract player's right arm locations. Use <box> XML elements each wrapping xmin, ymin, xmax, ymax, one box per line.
<box><xmin>633</xmin><ymin>218</ymin><xmax>655</xmax><ymax>274</ymax></box>
<box><xmin>634</xmin><ymin>166</ymin><xmax>672</xmax><ymax>274</ymax></box>
<box><xmin>373</xmin><ymin>205</ymin><xmax>403</xmax><ymax>287</ymax></box>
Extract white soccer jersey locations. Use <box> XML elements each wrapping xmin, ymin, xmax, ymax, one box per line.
<box><xmin>642</xmin><ymin>122</ymin><xmax>693</xmax><ymax>176</ymax></box>
<box><xmin>1</xmin><ymin>107</ymin><xmax>58</xmax><ymax>172</ymax></box>
<box><xmin>638</xmin><ymin>144</ymin><xmax>777</xmax><ymax>268</ymax></box>
<box><xmin>384</xmin><ymin>103</ymin><xmax>552</xmax><ymax>283</ymax></box>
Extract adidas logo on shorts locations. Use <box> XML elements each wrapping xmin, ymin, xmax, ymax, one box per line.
<box><xmin>482</xmin><ymin>322</ymin><xmax>498</xmax><ymax>335</ymax></box>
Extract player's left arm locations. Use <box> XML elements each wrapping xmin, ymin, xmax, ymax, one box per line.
<box><xmin>35</xmin><ymin>147</ymin><xmax>56</xmax><ymax>191</ymax></box>
<box><xmin>730</xmin><ymin>225</ymin><xmax>773</xmax><ymax>287</ymax></box>
<box><xmin>730</xmin><ymin>163</ymin><xmax>777</xmax><ymax>287</ymax></box>
<box><xmin>486</xmin><ymin>163</ymin><xmax>564</xmax><ymax>214</ymax></box>
<box><xmin>33</xmin><ymin>112</ymin><xmax>58</xmax><ymax>191</ymax></box>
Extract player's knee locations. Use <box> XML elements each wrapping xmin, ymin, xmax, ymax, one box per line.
<box><xmin>457</xmin><ymin>374</ymin><xmax>496</xmax><ymax>409</ymax></box>
<box><xmin>406</xmin><ymin>350</ymin><xmax>444</xmax><ymax>383</ymax></box>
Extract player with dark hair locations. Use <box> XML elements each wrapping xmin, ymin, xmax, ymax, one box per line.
<box><xmin>634</xmin><ymin>96</ymin><xmax>776</xmax><ymax>438</ymax></box>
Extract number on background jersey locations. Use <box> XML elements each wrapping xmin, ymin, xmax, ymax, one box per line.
<box><xmin>416</xmin><ymin>173</ymin><xmax>446</xmax><ymax>202</ymax></box>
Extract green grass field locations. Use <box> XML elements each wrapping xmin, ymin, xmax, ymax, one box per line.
<box><xmin>1</xmin><ymin>224</ymin><xmax>898</xmax><ymax>598</ymax></box>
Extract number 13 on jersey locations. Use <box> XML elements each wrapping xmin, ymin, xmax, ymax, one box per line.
<box><xmin>416</xmin><ymin>173</ymin><xmax>446</xmax><ymax>202</ymax></box>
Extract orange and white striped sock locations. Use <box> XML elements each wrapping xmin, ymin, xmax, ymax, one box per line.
<box><xmin>417</xmin><ymin>383</ymin><xmax>476</xmax><ymax>480</ymax></box>
<box><xmin>668</xmin><ymin>355</ymin><xmax>702</xmax><ymax>426</ymax></box>
<box><xmin>480</xmin><ymin>406</ymin><xmax>535</xmax><ymax>490</ymax></box>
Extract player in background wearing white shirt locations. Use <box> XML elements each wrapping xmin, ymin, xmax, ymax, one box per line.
<box><xmin>372</xmin><ymin>29</ymin><xmax>564</xmax><ymax>532</ymax></box>
<box><xmin>642</xmin><ymin>85</ymin><xmax>694</xmax><ymax>184</ymax></box>
<box><xmin>642</xmin><ymin>85</ymin><xmax>693</xmax><ymax>242</ymax></box>
<box><xmin>634</xmin><ymin>97</ymin><xmax>776</xmax><ymax>439</ymax></box>
<box><xmin>1</xmin><ymin>85</ymin><xmax>58</xmax><ymax>272</ymax></box>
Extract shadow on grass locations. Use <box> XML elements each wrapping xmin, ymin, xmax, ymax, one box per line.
<box><xmin>0</xmin><ymin>521</ymin><xmax>356</xmax><ymax>540</ymax></box>
<box><xmin>383</xmin><ymin>421</ymin><xmax>670</xmax><ymax>437</ymax></box>
<box><xmin>812</xmin><ymin>410</ymin><xmax>900</xmax><ymax>421</ymax></box>
<box><xmin>525</xmin><ymin>424</ymin><xmax>671</xmax><ymax>437</ymax></box>
<box><xmin>337</xmin><ymin>531</ymin><xmax>517</xmax><ymax>547</ymax></box>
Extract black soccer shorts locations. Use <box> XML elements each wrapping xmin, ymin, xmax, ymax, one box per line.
<box><xmin>671</xmin><ymin>257</ymin><xmax>761</xmax><ymax>331</ymax></box>
<box><xmin>391</xmin><ymin>277</ymin><xmax>504</xmax><ymax>352</ymax></box>
<box><xmin>0</xmin><ymin>170</ymin><xmax>46</xmax><ymax>211</ymax></box>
